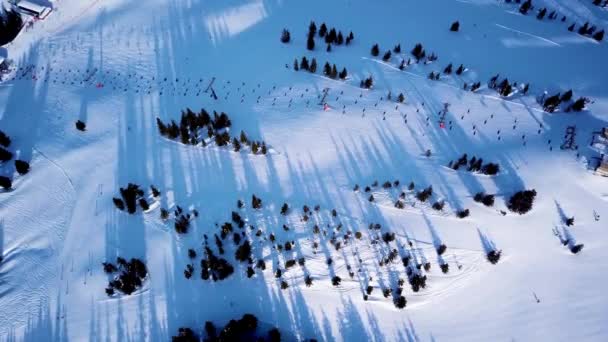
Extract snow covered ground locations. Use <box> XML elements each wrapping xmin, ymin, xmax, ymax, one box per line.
<box><xmin>1</xmin><ymin>0</ymin><xmax>608</xmax><ymax>341</ymax></box>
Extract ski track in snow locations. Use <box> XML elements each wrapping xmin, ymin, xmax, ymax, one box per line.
<box><xmin>495</xmin><ymin>23</ymin><xmax>562</xmax><ymax>47</ymax></box>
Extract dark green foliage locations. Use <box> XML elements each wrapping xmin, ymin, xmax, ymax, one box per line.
<box><xmin>14</xmin><ymin>160</ymin><xmax>29</xmax><ymax>175</ymax></box>
<box><xmin>139</xmin><ymin>198</ymin><xmax>150</xmax><ymax>211</ymax></box>
<box><xmin>175</xmin><ymin>214</ymin><xmax>190</xmax><ymax>233</ymax></box>
<box><xmin>371</xmin><ymin>43</ymin><xmax>379</xmax><ymax>56</ymax></box>
<box><xmin>487</xmin><ymin>250</ymin><xmax>501</xmax><ymax>264</ymax></box>
<box><xmin>450</xmin><ymin>21</ymin><xmax>460</xmax><ymax>32</ymax></box>
<box><xmin>543</xmin><ymin>93</ymin><xmax>562</xmax><ymax>112</ymax></box>
<box><xmin>456</xmin><ymin>209</ymin><xmax>470</xmax><ymax>218</ymax></box>
<box><xmin>104</xmin><ymin>258</ymin><xmax>148</xmax><ymax>295</ymax></box>
<box><xmin>382</xmin><ymin>50</ymin><xmax>391</xmax><ymax>61</ymax></box>
<box><xmin>394</xmin><ymin>295</ymin><xmax>407</xmax><ymax>309</ymax></box>
<box><xmin>307</xmin><ymin>35</ymin><xmax>315</xmax><ymax>50</ymax></box>
<box><xmin>0</xmin><ymin>147</ymin><xmax>13</xmax><ymax>162</ymax></box>
<box><xmin>416</xmin><ymin>186</ymin><xmax>433</xmax><ymax>202</ymax></box>
<box><xmin>507</xmin><ymin>189</ymin><xmax>537</xmax><ymax>214</ymax></box>
<box><xmin>172</xmin><ymin>327</ymin><xmax>197</xmax><ymax>342</ymax></box>
<box><xmin>268</xmin><ymin>328</ymin><xmax>281</xmax><ymax>342</ymax></box>
<box><xmin>235</xmin><ymin>240</ymin><xmax>252</xmax><ymax>262</ymax></box>
<box><xmin>436</xmin><ymin>244</ymin><xmax>447</xmax><ymax>255</ymax></box>
<box><xmin>113</xmin><ymin>197</ymin><xmax>125</xmax><ymax>210</ymax></box>
<box><xmin>432</xmin><ymin>200</ymin><xmax>445</xmax><ymax>211</ymax></box>
<box><xmin>361</xmin><ymin>76</ymin><xmax>373</xmax><ymax>89</ymax></box>
<box><xmin>0</xmin><ymin>9</ymin><xmax>23</xmax><ymax>46</ymax></box>
<box><xmin>411</xmin><ymin>43</ymin><xmax>426</xmax><ymax>61</ymax></box>
<box><xmin>519</xmin><ymin>0</ymin><xmax>532</xmax><ymax>15</ymax></box>
<box><xmin>0</xmin><ymin>130</ymin><xmax>10</xmax><ymax>148</ymax></box>
<box><xmin>570</xmin><ymin>244</ymin><xmax>584</xmax><ymax>254</ymax></box>
<box><xmin>251</xmin><ymin>194</ymin><xmax>263</xmax><ymax>209</ymax></box>
<box><xmin>300</xmin><ymin>56</ymin><xmax>309</xmax><ymax>70</ymax></box>
<box><xmin>280</xmin><ymin>29</ymin><xmax>290</xmax><ymax>43</ymax></box>
<box><xmin>570</xmin><ymin>97</ymin><xmax>588</xmax><ymax>112</ymax></box>
<box><xmin>75</xmin><ymin>120</ymin><xmax>86</xmax><ymax>131</ymax></box>
<box><xmin>201</xmin><ymin>246</ymin><xmax>234</xmax><ymax>281</ymax></box>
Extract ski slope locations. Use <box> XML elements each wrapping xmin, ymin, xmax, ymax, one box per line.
<box><xmin>1</xmin><ymin>0</ymin><xmax>608</xmax><ymax>341</ymax></box>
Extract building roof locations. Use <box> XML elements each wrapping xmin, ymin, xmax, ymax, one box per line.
<box><xmin>17</xmin><ymin>1</ymin><xmax>50</xmax><ymax>16</ymax></box>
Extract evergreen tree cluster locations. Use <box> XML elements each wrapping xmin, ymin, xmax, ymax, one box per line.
<box><xmin>513</xmin><ymin>0</ymin><xmax>604</xmax><ymax>41</ymax></box>
<box><xmin>113</xmin><ymin>183</ymin><xmax>152</xmax><ymax>214</ymax></box>
<box><xmin>294</xmin><ymin>56</ymin><xmax>347</xmax><ymax>80</ymax></box>
<box><xmin>0</xmin><ymin>9</ymin><xmax>23</xmax><ymax>46</ymax></box>
<box><xmin>360</xmin><ymin>76</ymin><xmax>373</xmax><ymax>89</ymax></box>
<box><xmin>157</xmin><ymin>109</ymin><xmax>268</xmax><ymax>154</ymax></box>
<box><xmin>173</xmin><ymin>314</ymin><xmax>290</xmax><ymax>342</ymax></box>
<box><xmin>103</xmin><ymin>257</ymin><xmax>148</xmax><ymax>296</ymax></box>
<box><xmin>307</xmin><ymin>21</ymin><xmax>354</xmax><ymax>51</ymax></box>
<box><xmin>474</xmin><ymin>192</ymin><xmax>495</xmax><ymax>207</ymax></box>
<box><xmin>541</xmin><ymin>90</ymin><xmax>588</xmax><ymax>113</ymax></box>
<box><xmin>201</xmin><ymin>245</ymin><xmax>234</xmax><ymax>281</ymax></box>
<box><xmin>448</xmin><ymin>154</ymin><xmax>500</xmax><ymax>175</ymax></box>
<box><xmin>487</xmin><ymin>74</ymin><xmax>522</xmax><ymax>97</ymax></box>
<box><xmin>416</xmin><ymin>186</ymin><xmax>433</xmax><ymax>202</ymax></box>
<box><xmin>0</xmin><ymin>130</ymin><xmax>31</xmax><ymax>189</ymax></box>
<box><xmin>507</xmin><ymin>189</ymin><xmax>537</xmax><ymax>214</ymax></box>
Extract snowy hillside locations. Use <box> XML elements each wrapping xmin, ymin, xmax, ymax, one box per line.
<box><xmin>1</xmin><ymin>0</ymin><xmax>608</xmax><ymax>341</ymax></box>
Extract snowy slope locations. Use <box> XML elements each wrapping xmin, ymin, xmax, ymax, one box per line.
<box><xmin>1</xmin><ymin>0</ymin><xmax>608</xmax><ymax>341</ymax></box>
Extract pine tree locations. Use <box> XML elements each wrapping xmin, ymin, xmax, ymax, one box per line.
<box><xmin>337</xmin><ymin>31</ymin><xmax>344</xmax><ymax>45</ymax></box>
<box><xmin>579</xmin><ymin>22</ymin><xmax>590</xmax><ymax>35</ymax></box>
<box><xmin>593</xmin><ymin>29</ymin><xmax>604</xmax><ymax>41</ymax></box>
<box><xmin>307</xmin><ymin>36</ymin><xmax>315</xmax><ymax>50</ymax></box>
<box><xmin>393</xmin><ymin>44</ymin><xmax>401</xmax><ymax>53</ymax></box>
<box><xmin>308</xmin><ymin>21</ymin><xmax>317</xmax><ymax>37</ymax></box>
<box><xmin>568</xmin><ymin>23</ymin><xmax>575</xmax><ymax>32</ymax></box>
<box><xmin>300</xmin><ymin>56</ymin><xmax>309</xmax><ymax>70</ymax></box>
<box><xmin>382</xmin><ymin>50</ymin><xmax>392</xmax><ymax>62</ymax></box>
<box><xmin>75</xmin><ymin>120</ymin><xmax>86</xmax><ymax>131</ymax></box>
<box><xmin>411</xmin><ymin>43</ymin><xmax>425</xmax><ymax>61</ymax></box>
<box><xmin>455</xmin><ymin>64</ymin><xmax>464</xmax><ymax>75</ymax></box>
<box><xmin>310</xmin><ymin>58</ymin><xmax>317</xmax><ymax>73</ymax></box>
<box><xmin>15</xmin><ymin>160</ymin><xmax>30</xmax><ymax>175</ymax></box>
<box><xmin>233</xmin><ymin>138</ymin><xmax>241</xmax><ymax>152</ymax></box>
<box><xmin>398</xmin><ymin>93</ymin><xmax>405</xmax><ymax>103</ymax></box>
<box><xmin>399</xmin><ymin>59</ymin><xmax>405</xmax><ymax>70</ymax></box>
<box><xmin>319</xmin><ymin>23</ymin><xmax>327</xmax><ymax>37</ymax></box>
<box><xmin>0</xmin><ymin>147</ymin><xmax>13</xmax><ymax>162</ymax></box>
<box><xmin>570</xmin><ymin>97</ymin><xmax>587</xmax><ymax>111</ymax></box>
<box><xmin>0</xmin><ymin>176</ymin><xmax>11</xmax><ymax>190</ymax></box>
<box><xmin>293</xmin><ymin>58</ymin><xmax>299</xmax><ymax>71</ymax></box>
<box><xmin>240</xmin><ymin>130</ymin><xmax>249</xmax><ymax>144</ymax></box>
<box><xmin>324</xmin><ymin>62</ymin><xmax>331</xmax><ymax>76</ymax></box>
<box><xmin>450</xmin><ymin>21</ymin><xmax>460</xmax><ymax>32</ymax></box>
<box><xmin>537</xmin><ymin>8</ymin><xmax>547</xmax><ymax>20</ymax></box>
<box><xmin>339</xmin><ymin>67</ymin><xmax>348</xmax><ymax>79</ymax></box>
<box><xmin>331</xmin><ymin>64</ymin><xmax>338</xmax><ymax>79</ymax></box>
<box><xmin>371</xmin><ymin>44</ymin><xmax>380</xmax><ymax>56</ymax></box>
<box><xmin>561</xmin><ymin>89</ymin><xmax>573</xmax><ymax>102</ymax></box>
<box><xmin>443</xmin><ymin>63</ymin><xmax>453</xmax><ymax>74</ymax></box>
<box><xmin>326</xmin><ymin>43</ymin><xmax>331</xmax><ymax>52</ymax></box>
<box><xmin>519</xmin><ymin>0</ymin><xmax>532</xmax><ymax>15</ymax></box>
<box><xmin>280</xmin><ymin>29</ymin><xmax>290</xmax><ymax>43</ymax></box>
<box><xmin>0</xmin><ymin>130</ymin><xmax>10</xmax><ymax>148</ymax></box>
<box><xmin>327</xmin><ymin>28</ymin><xmax>337</xmax><ymax>43</ymax></box>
